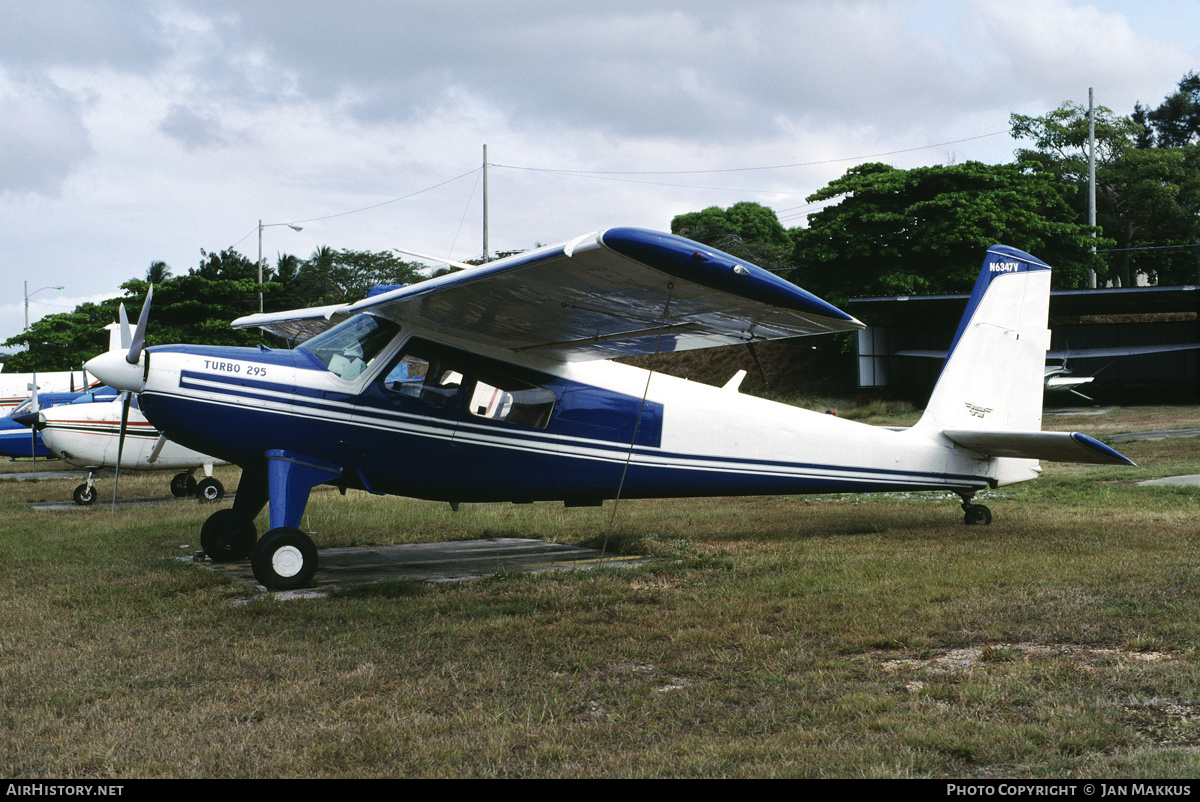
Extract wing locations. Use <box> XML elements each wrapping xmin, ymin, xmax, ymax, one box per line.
<box><xmin>234</xmin><ymin>228</ymin><xmax>863</xmax><ymax>361</ymax></box>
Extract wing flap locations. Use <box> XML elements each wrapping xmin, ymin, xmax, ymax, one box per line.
<box><xmin>943</xmin><ymin>429</ymin><xmax>1134</xmax><ymax>465</ymax></box>
<box><xmin>233</xmin><ymin>228</ymin><xmax>863</xmax><ymax>360</ymax></box>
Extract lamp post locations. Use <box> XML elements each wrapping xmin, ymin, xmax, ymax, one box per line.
<box><xmin>24</xmin><ymin>282</ymin><xmax>65</xmax><ymax>330</ymax></box>
<box><xmin>258</xmin><ymin>220</ymin><xmax>303</xmax><ymax>313</ymax></box>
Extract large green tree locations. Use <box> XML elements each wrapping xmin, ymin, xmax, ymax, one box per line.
<box><xmin>672</xmin><ymin>201</ymin><xmax>792</xmax><ymax>271</ymax></box>
<box><xmin>1012</xmin><ymin>98</ymin><xmax>1200</xmax><ymax>286</ymax></box>
<box><xmin>788</xmin><ymin>161</ymin><xmax>1102</xmax><ymax>304</ymax></box>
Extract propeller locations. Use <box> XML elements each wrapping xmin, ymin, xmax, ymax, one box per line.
<box><xmin>110</xmin><ymin>285</ymin><xmax>153</xmax><ymax>513</ymax></box>
<box><xmin>28</xmin><ymin>371</ymin><xmax>39</xmax><ymax>467</ymax></box>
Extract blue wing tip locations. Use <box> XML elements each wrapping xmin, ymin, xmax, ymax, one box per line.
<box><xmin>1070</xmin><ymin>432</ymin><xmax>1136</xmax><ymax>466</ymax></box>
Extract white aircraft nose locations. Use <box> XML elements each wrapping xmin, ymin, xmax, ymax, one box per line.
<box><xmin>85</xmin><ymin>350</ymin><xmax>145</xmax><ymax>393</ymax></box>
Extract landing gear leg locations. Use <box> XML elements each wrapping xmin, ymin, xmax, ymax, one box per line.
<box><xmin>958</xmin><ymin>492</ymin><xmax>992</xmax><ymax>526</ymax></box>
<box><xmin>247</xmin><ymin>450</ymin><xmax>343</xmax><ymax>590</ymax></box>
<box><xmin>73</xmin><ymin>472</ymin><xmax>97</xmax><ymax>506</ymax></box>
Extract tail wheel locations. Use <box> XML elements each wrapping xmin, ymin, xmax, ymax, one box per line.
<box><xmin>200</xmin><ymin>508</ymin><xmax>257</xmax><ymax>562</ymax></box>
<box><xmin>963</xmin><ymin>503</ymin><xmax>992</xmax><ymax>525</ymax></box>
<box><xmin>195</xmin><ymin>477</ymin><xmax>224</xmax><ymax>503</ymax></box>
<box><xmin>251</xmin><ymin>528</ymin><xmax>318</xmax><ymax>591</ymax></box>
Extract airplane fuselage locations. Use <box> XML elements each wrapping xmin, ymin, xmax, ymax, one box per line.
<box><xmin>136</xmin><ymin>332</ymin><xmax>996</xmax><ymax>506</ymax></box>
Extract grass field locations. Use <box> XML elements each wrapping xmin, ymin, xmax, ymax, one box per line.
<box><xmin>1</xmin><ymin>405</ymin><xmax>1198</xmax><ymax>778</ymax></box>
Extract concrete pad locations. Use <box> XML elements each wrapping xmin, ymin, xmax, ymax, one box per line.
<box><xmin>1</xmin><ymin>470</ymin><xmax>88</xmax><ymax>482</ymax></box>
<box><xmin>201</xmin><ymin>537</ymin><xmax>653</xmax><ymax>594</ymax></box>
<box><xmin>1137</xmin><ymin>475</ymin><xmax>1200</xmax><ymax>487</ymax></box>
<box><xmin>1109</xmin><ymin>428</ymin><xmax>1200</xmax><ymax>442</ymax></box>
<box><xmin>31</xmin><ymin>494</ymin><xmax>235</xmax><ymax>510</ymax></box>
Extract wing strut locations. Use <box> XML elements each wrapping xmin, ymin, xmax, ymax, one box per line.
<box><xmin>603</xmin><ymin>281</ymin><xmax>676</xmax><ymax>549</ymax></box>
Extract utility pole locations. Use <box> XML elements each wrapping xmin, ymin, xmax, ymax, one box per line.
<box><xmin>482</xmin><ymin>144</ymin><xmax>490</xmax><ymax>262</ymax></box>
<box><xmin>1088</xmin><ymin>88</ymin><xmax>1097</xmax><ymax>288</ymax></box>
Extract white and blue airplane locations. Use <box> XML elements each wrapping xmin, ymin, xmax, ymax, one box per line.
<box><xmin>85</xmin><ymin>229</ymin><xmax>1133</xmax><ymax>590</ymax></box>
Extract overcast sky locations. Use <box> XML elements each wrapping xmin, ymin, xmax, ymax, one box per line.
<box><xmin>3</xmin><ymin>0</ymin><xmax>1199</xmax><ymax>348</ymax></box>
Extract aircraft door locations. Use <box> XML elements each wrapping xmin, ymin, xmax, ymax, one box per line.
<box><xmin>350</xmin><ymin>340</ymin><xmax>467</xmax><ymax>497</ymax></box>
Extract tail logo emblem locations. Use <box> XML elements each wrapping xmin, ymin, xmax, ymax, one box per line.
<box><xmin>965</xmin><ymin>402</ymin><xmax>993</xmax><ymax>418</ymax></box>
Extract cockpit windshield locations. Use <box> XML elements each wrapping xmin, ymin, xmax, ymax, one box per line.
<box><xmin>299</xmin><ymin>314</ymin><xmax>400</xmax><ymax>381</ymax></box>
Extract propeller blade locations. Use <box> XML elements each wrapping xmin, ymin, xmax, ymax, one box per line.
<box><xmin>126</xmin><ymin>285</ymin><xmax>154</xmax><ymax>366</ymax></box>
<box><xmin>118</xmin><ymin>303</ymin><xmax>131</xmax><ymax>351</ymax></box>
<box><xmin>29</xmin><ymin>371</ymin><xmax>38</xmax><ymax>467</ymax></box>
<box><xmin>112</xmin><ymin>391</ymin><xmax>132</xmax><ymax>513</ymax></box>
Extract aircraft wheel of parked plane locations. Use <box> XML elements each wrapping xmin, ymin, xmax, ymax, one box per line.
<box><xmin>200</xmin><ymin>509</ymin><xmax>257</xmax><ymax>562</ymax></box>
<box><xmin>73</xmin><ymin>483</ymin><xmax>96</xmax><ymax>506</ymax></box>
<box><xmin>962</xmin><ymin>503</ymin><xmax>992</xmax><ymax>526</ymax></box>
<box><xmin>170</xmin><ymin>472</ymin><xmax>198</xmax><ymax>498</ymax></box>
<box><xmin>195</xmin><ymin>477</ymin><xmax>224</xmax><ymax>503</ymax></box>
<box><xmin>251</xmin><ymin>528</ymin><xmax>318</xmax><ymax>590</ymax></box>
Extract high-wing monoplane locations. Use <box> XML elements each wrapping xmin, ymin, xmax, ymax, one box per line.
<box><xmin>85</xmin><ymin>229</ymin><xmax>1133</xmax><ymax>590</ymax></box>
<box><xmin>18</xmin><ymin>305</ymin><xmax>226</xmax><ymax>504</ymax></box>
<box><xmin>32</xmin><ymin>392</ymin><xmax>228</xmax><ymax>505</ymax></box>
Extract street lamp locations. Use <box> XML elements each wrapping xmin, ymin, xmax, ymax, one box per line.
<box><xmin>24</xmin><ymin>282</ymin><xmax>65</xmax><ymax>330</ymax></box>
<box><xmin>258</xmin><ymin>220</ymin><xmax>304</xmax><ymax>313</ymax></box>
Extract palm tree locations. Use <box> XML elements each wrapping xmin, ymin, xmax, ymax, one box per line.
<box><xmin>146</xmin><ymin>261</ymin><xmax>172</xmax><ymax>284</ymax></box>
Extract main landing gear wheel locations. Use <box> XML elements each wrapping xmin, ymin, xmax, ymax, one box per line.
<box><xmin>200</xmin><ymin>509</ymin><xmax>257</xmax><ymax>562</ymax></box>
<box><xmin>251</xmin><ymin>528</ymin><xmax>318</xmax><ymax>591</ymax></box>
<box><xmin>73</xmin><ymin>483</ymin><xmax>96</xmax><ymax>506</ymax></box>
<box><xmin>195</xmin><ymin>477</ymin><xmax>225</xmax><ymax>503</ymax></box>
<box><xmin>962</xmin><ymin>503</ymin><xmax>992</xmax><ymax>526</ymax></box>
<box><xmin>170</xmin><ymin>472</ymin><xmax>194</xmax><ymax>498</ymax></box>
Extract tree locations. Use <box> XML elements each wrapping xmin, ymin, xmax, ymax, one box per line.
<box><xmin>1135</xmin><ymin>72</ymin><xmax>1200</xmax><ymax>148</ymax></box>
<box><xmin>672</xmin><ymin>201</ymin><xmax>792</xmax><ymax>270</ymax></box>
<box><xmin>788</xmin><ymin>161</ymin><xmax>1102</xmax><ymax>304</ymax></box>
<box><xmin>145</xmin><ymin>260</ymin><xmax>172</xmax><ymax>283</ymax></box>
<box><xmin>272</xmin><ymin>248</ymin><xmax>426</xmax><ymax>310</ymax></box>
<box><xmin>1013</xmin><ymin>99</ymin><xmax>1200</xmax><ymax>285</ymax></box>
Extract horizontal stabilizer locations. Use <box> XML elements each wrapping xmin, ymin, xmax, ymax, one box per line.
<box><xmin>942</xmin><ymin>429</ymin><xmax>1134</xmax><ymax>466</ymax></box>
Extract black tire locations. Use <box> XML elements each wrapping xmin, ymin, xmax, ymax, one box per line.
<box><xmin>963</xmin><ymin>504</ymin><xmax>992</xmax><ymax>526</ymax></box>
<box><xmin>195</xmin><ymin>477</ymin><xmax>224</xmax><ymax>503</ymax></box>
<box><xmin>73</xmin><ymin>483</ymin><xmax>96</xmax><ymax>506</ymax></box>
<box><xmin>251</xmin><ymin>527</ymin><xmax>318</xmax><ymax>590</ymax></box>
<box><xmin>200</xmin><ymin>509</ymin><xmax>257</xmax><ymax>562</ymax></box>
<box><xmin>170</xmin><ymin>473</ymin><xmax>191</xmax><ymax>498</ymax></box>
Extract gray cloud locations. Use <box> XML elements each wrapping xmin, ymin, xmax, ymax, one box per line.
<box><xmin>0</xmin><ymin>75</ymin><xmax>92</xmax><ymax>196</ymax></box>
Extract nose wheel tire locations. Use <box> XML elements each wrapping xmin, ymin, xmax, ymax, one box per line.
<box><xmin>200</xmin><ymin>508</ymin><xmax>258</xmax><ymax>562</ymax></box>
<box><xmin>73</xmin><ymin>484</ymin><xmax>96</xmax><ymax>506</ymax></box>
<box><xmin>251</xmin><ymin>528</ymin><xmax>318</xmax><ymax>590</ymax></box>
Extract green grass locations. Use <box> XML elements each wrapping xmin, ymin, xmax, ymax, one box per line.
<box><xmin>0</xmin><ymin>406</ymin><xmax>1198</xmax><ymax>777</ymax></box>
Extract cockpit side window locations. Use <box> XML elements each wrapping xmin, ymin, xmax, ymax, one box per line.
<box><xmin>299</xmin><ymin>314</ymin><xmax>400</xmax><ymax>381</ymax></box>
<box><xmin>381</xmin><ymin>342</ymin><xmax>463</xmax><ymax>408</ymax></box>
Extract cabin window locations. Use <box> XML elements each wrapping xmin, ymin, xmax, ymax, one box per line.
<box><xmin>382</xmin><ymin>343</ymin><xmax>463</xmax><ymax>408</ymax></box>
<box><xmin>468</xmin><ymin>370</ymin><xmax>555</xmax><ymax>429</ymax></box>
<box><xmin>299</xmin><ymin>314</ymin><xmax>400</xmax><ymax>381</ymax></box>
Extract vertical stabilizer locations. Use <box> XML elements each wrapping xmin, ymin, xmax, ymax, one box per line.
<box><xmin>913</xmin><ymin>245</ymin><xmax>1052</xmax><ymax>437</ymax></box>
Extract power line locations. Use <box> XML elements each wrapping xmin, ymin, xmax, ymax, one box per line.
<box><xmin>490</xmin><ymin>131</ymin><xmax>1009</xmax><ymax>176</ymax></box>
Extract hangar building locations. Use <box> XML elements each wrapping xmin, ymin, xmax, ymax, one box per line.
<box><xmin>848</xmin><ymin>284</ymin><xmax>1200</xmax><ymax>405</ymax></box>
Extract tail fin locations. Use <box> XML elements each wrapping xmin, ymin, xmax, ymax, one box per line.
<box><xmin>911</xmin><ymin>246</ymin><xmax>1132</xmax><ymax>477</ymax></box>
<box><xmin>914</xmin><ymin>245</ymin><xmax>1052</xmax><ymax>435</ymax></box>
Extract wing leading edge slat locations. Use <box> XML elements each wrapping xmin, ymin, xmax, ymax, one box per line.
<box><xmin>233</xmin><ymin>227</ymin><xmax>864</xmax><ymax>360</ymax></box>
